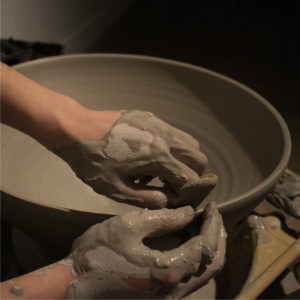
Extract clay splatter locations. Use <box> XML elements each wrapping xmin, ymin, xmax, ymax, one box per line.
<box><xmin>10</xmin><ymin>286</ymin><xmax>23</xmax><ymax>297</ymax></box>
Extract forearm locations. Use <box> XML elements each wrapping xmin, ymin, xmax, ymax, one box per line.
<box><xmin>1</xmin><ymin>62</ymin><xmax>76</xmax><ymax>147</ymax></box>
<box><xmin>0</xmin><ymin>259</ymin><xmax>78</xmax><ymax>299</ymax></box>
<box><xmin>0</xmin><ymin>62</ymin><xmax>121</xmax><ymax>148</ymax></box>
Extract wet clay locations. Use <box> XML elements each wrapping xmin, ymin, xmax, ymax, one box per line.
<box><xmin>53</xmin><ymin>110</ymin><xmax>217</xmax><ymax>209</ymax></box>
<box><xmin>28</xmin><ymin>258</ymin><xmax>76</xmax><ymax>277</ymax></box>
<box><xmin>266</xmin><ymin>170</ymin><xmax>300</xmax><ymax>218</ymax></box>
<box><xmin>247</xmin><ymin>214</ymin><xmax>282</xmax><ymax>243</ymax></box>
<box><xmin>65</xmin><ymin>203</ymin><xmax>226</xmax><ymax>299</ymax></box>
<box><xmin>10</xmin><ymin>286</ymin><xmax>23</xmax><ymax>297</ymax></box>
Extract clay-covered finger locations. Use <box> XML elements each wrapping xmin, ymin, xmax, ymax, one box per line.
<box><xmin>125</xmin><ymin>160</ymin><xmax>216</xmax><ymax>209</ymax></box>
<box><xmin>158</xmin><ymin>150</ymin><xmax>203</xmax><ymax>188</ymax></box>
<box><xmin>200</xmin><ymin>201</ymin><xmax>222</xmax><ymax>239</ymax></box>
<box><xmin>147</xmin><ymin>235</ymin><xmax>209</xmax><ymax>284</ymax></box>
<box><xmin>114</xmin><ymin>180</ymin><xmax>168</xmax><ymax>209</ymax></box>
<box><xmin>150</xmin><ymin>202</ymin><xmax>223</xmax><ymax>280</ymax></box>
<box><xmin>170</xmin><ymin>146</ymin><xmax>208</xmax><ymax>176</ymax></box>
<box><xmin>168</xmin><ymin>223</ymin><xmax>227</xmax><ymax>299</ymax></box>
<box><xmin>214</xmin><ymin>223</ymin><xmax>227</xmax><ymax>269</ymax></box>
<box><xmin>109</xmin><ymin>207</ymin><xmax>197</xmax><ymax>282</ymax></box>
<box><xmin>171</xmin><ymin>127</ymin><xmax>201</xmax><ymax>149</ymax></box>
<box><xmin>193</xmin><ymin>201</ymin><xmax>223</xmax><ymax>259</ymax></box>
<box><xmin>86</xmin><ymin>175</ymin><xmax>165</xmax><ymax>209</ymax></box>
<box><xmin>185</xmin><ymin>201</ymin><xmax>223</xmax><ymax>264</ymax></box>
<box><xmin>138</xmin><ymin>206</ymin><xmax>195</xmax><ymax>237</ymax></box>
<box><xmin>165</xmin><ymin>174</ymin><xmax>218</xmax><ymax>208</ymax></box>
<box><xmin>117</xmin><ymin>206</ymin><xmax>195</xmax><ymax>243</ymax></box>
<box><xmin>127</xmin><ymin>151</ymin><xmax>200</xmax><ymax>188</ymax></box>
<box><xmin>129</xmin><ymin>233</ymin><xmax>213</xmax><ymax>283</ymax></box>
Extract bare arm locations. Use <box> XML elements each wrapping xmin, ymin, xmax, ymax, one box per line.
<box><xmin>0</xmin><ymin>62</ymin><xmax>121</xmax><ymax>148</ymax></box>
<box><xmin>1</xmin><ymin>204</ymin><xmax>226</xmax><ymax>299</ymax></box>
<box><xmin>0</xmin><ymin>62</ymin><xmax>215</xmax><ymax>208</ymax></box>
<box><xmin>0</xmin><ymin>259</ymin><xmax>77</xmax><ymax>299</ymax></box>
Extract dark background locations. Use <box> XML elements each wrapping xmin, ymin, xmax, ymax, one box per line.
<box><xmin>89</xmin><ymin>0</ymin><xmax>300</xmax><ymax>173</ymax></box>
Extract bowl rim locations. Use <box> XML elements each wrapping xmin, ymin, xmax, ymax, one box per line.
<box><xmin>3</xmin><ymin>53</ymin><xmax>291</xmax><ymax>215</ymax></box>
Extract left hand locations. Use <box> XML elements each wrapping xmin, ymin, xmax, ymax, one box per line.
<box><xmin>65</xmin><ymin>202</ymin><xmax>226</xmax><ymax>299</ymax></box>
<box><xmin>53</xmin><ymin>110</ymin><xmax>217</xmax><ymax>209</ymax></box>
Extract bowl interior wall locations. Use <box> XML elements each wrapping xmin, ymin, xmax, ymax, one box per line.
<box><xmin>1</xmin><ymin>56</ymin><xmax>286</xmax><ymax>215</ymax></box>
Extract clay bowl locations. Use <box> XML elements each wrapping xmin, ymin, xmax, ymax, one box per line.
<box><xmin>1</xmin><ymin>54</ymin><xmax>291</xmax><ymax>251</ymax></box>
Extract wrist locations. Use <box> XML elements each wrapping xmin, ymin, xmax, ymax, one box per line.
<box><xmin>56</xmin><ymin>257</ymin><xmax>83</xmax><ymax>294</ymax></box>
<box><xmin>0</xmin><ymin>257</ymin><xmax>80</xmax><ymax>299</ymax></box>
<box><xmin>48</xmin><ymin>95</ymin><xmax>86</xmax><ymax>148</ymax></box>
<box><xmin>54</xmin><ymin>101</ymin><xmax>122</xmax><ymax>148</ymax></box>
<box><xmin>27</xmin><ymin>93</ymin><xmax>84</xmax><ymax>148</ymax></box>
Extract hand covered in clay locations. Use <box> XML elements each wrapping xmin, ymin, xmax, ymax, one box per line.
<box><xmin>65</xmin><ymin>202</ymin><xmax>226</xmax><ymax>299</ymax></box>
<box><xmin>53</xmin><ymin>110</ymin><xmax>217</xmax><ymax>208</ymax></box>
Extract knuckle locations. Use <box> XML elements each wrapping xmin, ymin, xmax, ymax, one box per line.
<box><xmin>119</xmin><ymin>211</ymin><xmax>145</xmax><ymax>233</ymax></box>
<box><xmin>153</xmin><ymin>139</ymin><xmax>169</xmax><ymax>155</ymax></box>
<box><xmin>121</xmin><ymin>217</ymin><xmax>137</xmax><ymax>230</ymax></box>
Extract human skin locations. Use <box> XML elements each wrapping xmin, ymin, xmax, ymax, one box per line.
<box><xmin>0</xmin><ymin>63</ymin><xmax>225</xmax><ymax>298</ymax></box>
<box><xmin>1</xmin><ymin>203</ymin><xmax>226</xmax><ymax>299</ymax></box>
<box><xmin>1</xmin><ymin>62</ymin><xmax>121</xmax><ymax>148</ymax></box>
<box><xmin>54</xmin><ymin>110</ymin><xmax>217</xmax><ymax>208</ymax></box>
<box><xmin>0</xmin><ymin>260</ymin><xmax>77</xmax><ymax>299</ymax></box>
<box><xmin>1</xmin><ymin>62</ymin><xmax>216</xmax><ymax>209</ymax></box>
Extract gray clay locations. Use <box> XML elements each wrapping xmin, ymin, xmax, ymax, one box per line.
<box><xmin>53</xmin><ymin>110</ymin><xmax>217</xmax><ymax>209</ymax></box>
<box><xmin>65</xmin><ymin>202</ymin><xmax>226</xmax><ymax>299</ymax></box>
<box><xmin>10</xmin><ymin>286</ymin><xmax>23</xmax><ymax>297</ymax></box>
<box><xmin>266</xmin><ymin>171</ymin><xmax>300</xmax><ymax>218</ymax></box>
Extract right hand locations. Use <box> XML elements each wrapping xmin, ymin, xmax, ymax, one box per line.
<box><xmin>65</xmin><ymin>202</ymin><xmax>226</xmax><ymax>299</ymax></box>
